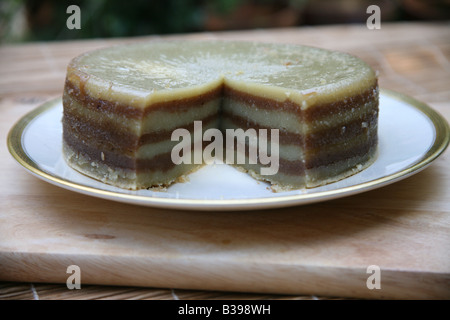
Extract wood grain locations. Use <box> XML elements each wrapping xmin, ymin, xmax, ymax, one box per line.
<box><xmin>0</xmin><ymin>22</ymin><xmax>449</xmax><ymax>300</ymax></box>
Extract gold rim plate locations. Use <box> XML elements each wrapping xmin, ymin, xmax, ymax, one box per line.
<box><xmin>7</xmin><ymin>90</ymin><xmax>450</xmax><ymax>211</ymax></box>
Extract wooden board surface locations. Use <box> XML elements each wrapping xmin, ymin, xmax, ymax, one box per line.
<box><xmin>1</xmin><ymin>22</ymin><xmax>449</xmax><ymax>300</ymax></box>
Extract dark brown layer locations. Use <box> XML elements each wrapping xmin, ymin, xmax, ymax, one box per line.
<box><xmin>65</xmin><ymin>133</ymin><xmax>190</xmax><ymax>173</ymax></box>
<box><xmin>304</xmin><ymin>84</ymin><xmax>378</xmax><ymax>121</ymax></box>
<box><xmin>221</xmin><ymin>110</ymin><xmax>378</xmax><ymax>148</ymax></box>
<box><xmin>63</xmin><ymin>110</ymin><xmax>137</xmax><ymax>154</ymax></box>
<box><xmin>64</xmin><ymin>129</ymin><xmax>136</xmax><ymax>170</ymax></box>
<box><xmin>64</xmin><ymin>80</ymin><xmax>141</xmax><ymax>118</ymax></box>
<box><xmin>66</xmin><ymin>123</ymin><xmax>375</xmax><ymax>176</ymax></box>
<box><xmin>227</xmin><ymin>134</ymin><xmax>376</xmax><ymax>174</ymax></box>
<box><xmin>223</xmin><ymin>81</ymin><xmax>378</xmax><ymax>121</ymax></box>
<box><xmin>136</xmin><ymin>152</ymin><xmax>183</xmax><ymax>172</ymax></box>
<box><xmin>64</xmin><ymin>79</ymin><xmax>223</xmax><ymax>118</ymax></box>
<box><xmin>65</xmin><ymin>78</ymin><xmax>377</xmax><ymax>122</ymax></box>
<box><xmin>66</xmin><ymin>130</ymin><xmax>306</xmax><ymax>175</ymax></box>
<box><xmin>304</xmin><ymin>114</ymin><xmax>377</xmax><ymax>149</ymax></box>
<box><xmin>222</xmin><ymin>110</ymin><xmax>302</xmax><ymax>145</ymax></box>
<box><xmin>223</xmin><ymin>86</ymin><xmax>302</xmax><ymax>116</ymax></box>
<box><xmin>226</xmin><ymin>143</ymin><xmax>305</xmax><ymax>176</ymax></box>
<box><xmin>138</xmin><ymin>113</ymin><xmax>218</xmax><ymax>145</ymax></box>
<box><xmin>239</xmin><ymin>159</ymin><xmax>306</xmax><ymax>177</ymax></box>
<box><xmin>65</xmin><ymin>104</ymin><xmax>376</xmax><ymax>171</ymax></box>
<box><xmin>305</xmin><ymin>134</ymin><xmax>377</xmax><ymax>169</ymax></box>
<box><xmin>64</xmin><ymin>102</ymin><xmax>219</xmax><ymax>155</ymax></box>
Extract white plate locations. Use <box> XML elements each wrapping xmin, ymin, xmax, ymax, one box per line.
<box><xmin>8</xmin><ymin>90</ymin><xmax>449</xmax><ymax>211</ymax></box>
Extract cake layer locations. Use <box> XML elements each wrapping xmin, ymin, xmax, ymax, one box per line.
<box><xmin>221</xmin><ymin>118</ymin><xmax>303</xmax><ymax>162</ymax></box>
<box><xmin>228</xmin><ymin>153</ymin><xmax>306</xmax><ymax>190</ymax></box>
<box><xmin>64</xmin><ymin>81</ymin><xmax>222</xmax><ymax>133</ymax></box>
<box><xmin>223</xmin><ymin>85</ymin><xmax>378</xmax><ymax>133</ymax></box>
<box><xmin>305</xmin><ymin>133</ymin><xmax>377</xmax><ymax>169</ymax></box>
<box><xmin>223</xmin><ymin>132</ymin><xmax>376</xmax><ymax>189</ymax></box>
<box><xmin>306</xmin><ymin>144</ymin><xmax>377</xmax><ymax>187</ymax></box>
<box><xmin>64</xmin><ymin>120</ymin><xmax>217</xmax><ymax>172</ymax></box>
<box><xmin>64</xmin><ymin>143</ymin><xmax>200</xmax><ymax>189</ymax></box>
<box><xmin>226</xmin><ymin>144</ymin><xmax>305</xmax><ymax>176</ymax></box>
<box><xmin>221</xmin><ymin>90</ymin><xmax>377</xmax><ymax>174</ymax></box>
<box><xmin>64</xmin><ymin>133</ymin><xmax>205</xmax><ymax>176</ymax></box>
<box><xmin>64</xmin><ymin>103</ymin><xmax>220</xmax><ymax>156</ymax></box>
<box><xmin>65</xmin><ymin>79</ymin><xmax>223</xmax><ymax>118</ymax></box>
<box><xmin>221</xmin><ymin>109</ymin><xmax>377</xmax><ymax>149</ymax></box>
<box><xmin>222</xmin><ymin>119</ymin><xmax>376</xmax><ymax>172</ymax></box>
<box><xmin>63</xmin><ymin>142</ymin><xmax>137</xmax><ymax>189</ymax></box>
<box><xmin>223</xmin><ymin>83</ymin><xmax>377</xmax><ymax>119</ymax></box>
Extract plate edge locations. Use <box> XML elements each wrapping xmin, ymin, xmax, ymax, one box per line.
<box><xmin>7</xmin><ymin>91</ymin><xmax>450</xmax><ymax>211</ymax></box>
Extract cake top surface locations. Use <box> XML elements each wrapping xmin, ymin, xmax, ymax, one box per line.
<box><xmin>67</xmin><ymin>40</ymin><xmax>376</xmax><ymax>106</ymax></box>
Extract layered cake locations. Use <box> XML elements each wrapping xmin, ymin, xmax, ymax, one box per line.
<box><xmin>62</xmin><ymin>40</ymin><xmax>378</xmax><ymax>190</ymax></box>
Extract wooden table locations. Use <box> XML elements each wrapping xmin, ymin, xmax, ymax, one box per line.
<box><xmin>1</xmin><ymin>22</ymin><xmax>449</xmax><ymax>300</ymax></box>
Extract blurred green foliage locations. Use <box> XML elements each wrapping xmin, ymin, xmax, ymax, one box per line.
<box><xmin>0</xmin><ymin>0</ymin><xmax>306</xmax><ymax>43</ymax></box>
<box><xmin>1</xmin><ymin>0</ymin><xmax>448</xmax><ymax>43</ymax></box>
<box><xmin>14</xmin><ymin>0</ymin><xmax>210</xmax><ymax>41</ymax></box>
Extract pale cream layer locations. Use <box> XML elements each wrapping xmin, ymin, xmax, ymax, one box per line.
<box><xmin>64</xmin><ymin>92</ymin><xmax>221</xmax><ymax>136</ymax></box>
<box><xmin>223</xmin><ymin>97</ymin><xmax>377</xmax><ymax>135</ymax></box>
<box><xmin>221</xmin><ymin>118</ymin><xmax>303</xmax><ymax>162</ymax></box>
<box><xmin>306</xmin><ymin>146</ymin><xmax>377</xmax><ymax>187</ymax></box>
<box><xmin>230</xmin><ymin>154</ymin><xmax>306</xmax><ymax>189</ymax></box>
<box><xmin>137</xmin><ymin>120</ymin><xmax>219</xmax><ymax>160</ymax></box>
<box><xmin>64</xmin><ymin>142</ymin><xmax>203</xmax><ymax>189</ymax></box>
<box><xmin>141</xmin><ymin>100</ymin><xmax>221</xmax><ymax>133</ymax></box>
<box><xmin>221</xmin><ymin>112</ymin><xmax>376</xmax><ymax>155</ymax></box>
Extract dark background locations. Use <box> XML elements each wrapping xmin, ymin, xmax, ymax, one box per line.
<box><xmin>1</xmin><ymin>0</ymin><xmax>449</xmax><ymax>43</ymax></box>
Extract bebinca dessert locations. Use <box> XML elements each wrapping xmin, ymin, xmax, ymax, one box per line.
<box><xmin>62</xmin><ymin>40</ymin><xmax>378</xmax><ymax>191</ymax></box>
